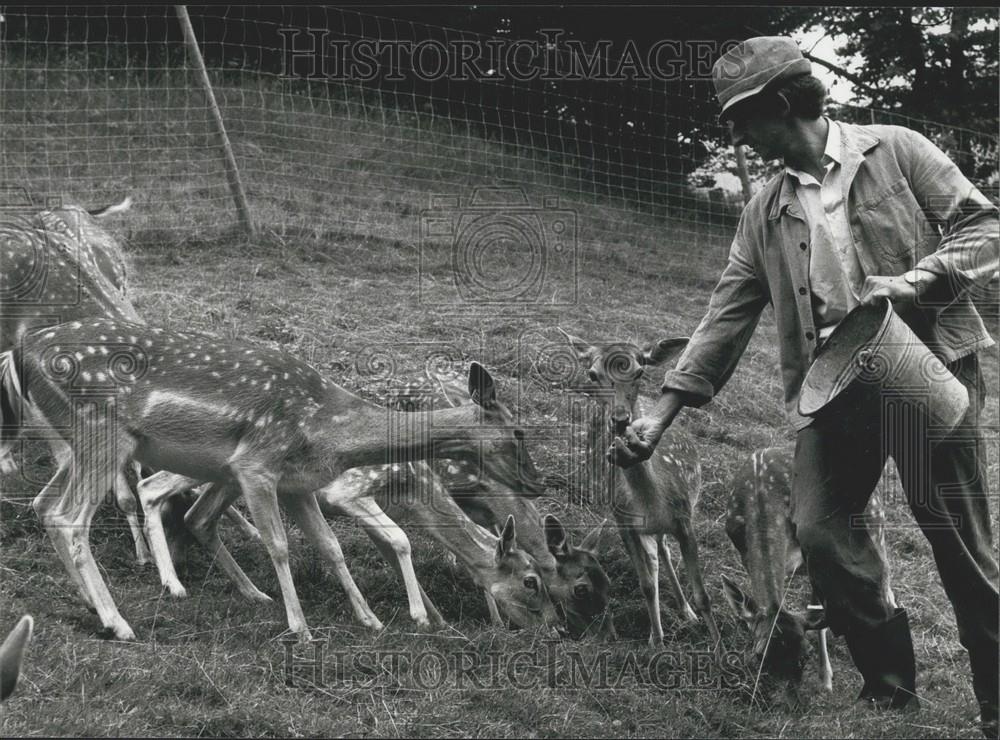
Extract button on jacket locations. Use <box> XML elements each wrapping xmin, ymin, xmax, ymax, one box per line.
<box><xmin>662</xmin><ymin>122</ymin><xmax>999</xmax><ymax>430</ymax></box>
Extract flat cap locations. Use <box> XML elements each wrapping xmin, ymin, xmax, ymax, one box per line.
<box><xmin>713</xmin><ymin>36</ymin><xmax>812</xmax><ymax>117</ymax></box>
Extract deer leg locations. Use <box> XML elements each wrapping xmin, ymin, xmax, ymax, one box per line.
<box><xmin>32</xmin><ymin>454</ymin><xmax>93</xmax><ymax>610</ymax></box>
<box><xmin>114</xmin><ymin>471</ymin><xmax>151</xmax><ymax>566</ymax></box>
<box><xmin>360</xmin><ymin>518</ymin><xmax>447</xmax><ymax>628</ymax></box>
<box><xmin>184</xmin><ymin>480</ymin><xmax>271</xmax><ymax>602</ymax></box>
<box><xmin>332</xmin><ymin>495</ymin><xmax>427</xmax><ymax>628</ymax></box>
<box><xmin>657</xmin><ymin>535</ymin><xmax>698</xmax><ymax>624</ymax></box>
<box><xmin>48</xmin><ymin>430</ymin><xmax>136</xmax><ymax>640</ymax></box>
<box><xmin>232</xmin><ymin>465</ymin><xmax>310</xmax><ymax>639</ymax></box>
<box><xmin>672</xmin><ymin>521</ymin><xmax>720</xmax><ymax>644</ymax></box>
<box><xmin>817</xmin><ymin>627</ymin><xmax>834</xmax><ymax>691</ymax></box>
<box><xmin>282</xmin><ymin>491</ymin><xmax>383</xmax><ymax>632</ymax></box>
<box><xmin>222</xmin><ymin>503</ymin><xmax>261</xmax><ymax>541</ymax></box>
<box><xmin>137</xmin><ymin>470</ymin><xmax>199</xmax><ymax>597</ymax></box>
<box><xmin>620</xmin><ymin>528</ymin><xmax>662</xmax><ymax>646</ymax></box>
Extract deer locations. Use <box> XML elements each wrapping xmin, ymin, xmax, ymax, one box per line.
<box><xmin>0</xmin><ymin>615</ymin><xmax>33</xmax><ymax>702</ymax></box>
<box><xmin>560</xmin><ymin>330</ymin><xmax>720</xmax><ymax>646</ymax></box>
<box><xmin>0</xmin><ymin>196</ymin><xmax>153</xmax><ymax>564</ymax></box>
<box><xmin>1</xmin><ymin>316</ymin><xmax>549</xmax><ymax>641</ymax></box>
<box><xmin>134</xmin><ymin>371</ymin><xmax>603</xmax><ymax>634</ymax></box>
<box><xmin>382</xmin><ymin>373</ymin><xmax>615</xmax><ymax>638</ymax></box>
<box><xmin>722</xmin><ymin>445</ymin><xmax>895</xmax><ymax>700</ymax></box>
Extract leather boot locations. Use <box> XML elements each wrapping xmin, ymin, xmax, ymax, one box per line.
<box><xmin>845</xmin><ymin>608</ymin><xmax>919</xmax><ymax>710</ymax></box>
<box><xmin>966</xmin><ymin>640</ymin><xmax>999</xmax><ymax>738</ymax></box>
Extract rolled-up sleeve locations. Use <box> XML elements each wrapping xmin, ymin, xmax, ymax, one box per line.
<box><xmin>662</xmin><ymin>214</ymin><xmax>769</xmax><ymax>406</ymax></box>
<box><xmin>903</xmin><ymin>129</ymin><xmax>1000</xmax><ymax>306</ymax></box>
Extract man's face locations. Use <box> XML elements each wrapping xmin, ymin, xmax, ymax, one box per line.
<box><xmin>723</xmin><ymin>95</ymin><xmax>788</xmax><ymax>161</ymax></box>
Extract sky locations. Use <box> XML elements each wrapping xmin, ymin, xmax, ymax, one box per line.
<box><xmin>797</xmin><ymin>26</ymin><xmax>854</xmax><ymax>104</ymax></box>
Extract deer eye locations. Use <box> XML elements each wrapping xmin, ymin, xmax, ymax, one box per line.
<box><xmin>523</xmin><ymin>575</ymin><xmax>539</xmax><ymax>593</ymax></box>
<box><xmin>573</xmin><ymin>584</ymin><xmax>590</xmax><ymax>599</ymax></box>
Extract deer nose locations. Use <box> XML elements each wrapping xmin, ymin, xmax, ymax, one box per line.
<box><xmin>610</xmin><ymin>408</ymin><xmax>630</xmax><ymax>436</ymax></box>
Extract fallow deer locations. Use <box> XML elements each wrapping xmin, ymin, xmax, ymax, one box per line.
<box><xmin>383</xmin><ymin>373</ymin><xmax>614</xmax><ymax>638</ymax></box>
<box><xmin>0</xmin><ymin>197</ymin><xmax>152</xmax><ymax>563</ymax></box>
<box><xmin>1</xmin><ymin>317</ymin><xmax>544</xmax><ymax>640</ymax></box>
<box><xmin>560</xmin><ymin>330</ymin><xmax>720</xmax><ymax>646</ymax></box>
<box><xmin>723</xmin><ymin>445</ymin><xmax>895</xmax><ymax>698</ymax></box>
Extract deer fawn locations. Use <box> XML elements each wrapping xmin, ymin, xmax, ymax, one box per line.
<box><xmin>384</xmin><ymin>373</ymin><xmax>614</xmax><ymax>637</ymax></box>
<box><xmin>318</xmin><ymin>463</ymin><xmax>565</xmax><ymax>630</ymax></box>
<box><xmin>1</xmin><ymin>317</ymin><xmax>542</xmax><ymax>640</ymax></box>
<box><xmin>0</xmin><ymin>197</ymin><xmax>152</xmax><ymax>564</ymax></box>
<box><xmin>560</xmin><ymin>330</ymin><xmax>719</xmax><ymax>646</ymax></box>
<box><xmin>140</xmin><ymin>371</ymin><xmax>606</xmax><ymax>635</ymax></box>
<box><xmin>723</xmin><ymin>445</ymin><xmax>895</xmax><ymax>698</ymax></box>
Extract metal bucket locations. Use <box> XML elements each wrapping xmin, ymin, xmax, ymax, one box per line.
<box><xmin>798</xmin><ymin>298</ymin><xmax>969</xmax><ymax>433</ymax></box>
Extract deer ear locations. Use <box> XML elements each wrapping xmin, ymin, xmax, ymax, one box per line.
<box><xmin>468</xmin><ymin>362</ymin><xmax>497</xmax><ymax>408</ymax></box>
<box><xmin>721</xmin><ymin>575</ymin><xmax>757</xmax><ymax>623</ymax></box>
<box><xmin>641</xmin><ymin>337</ymin><xmax>690</xmax><ymax>367</ymax></box>
<box><xmin>557</xmin><ymin>327</ymin><xmax>596</xmax><ymax>362</ymax></box>
<box><xmin>0</xmin><ymin>614</ymin><xmax>33</xmax><ymax>702</ymax></box>
<box><xmin>543</xmin><ymin>514</ymin><xmax>569</xmax><ymax>557</ymax></box>
<box><xmin>496</xmin><ymin>514</ymin><xmax>517</xmax><ymax>560</ymax></box>
<box><xmin>578</xmin><ymin>518</ymin><xmax>608</xmax><ymax>553</ymax></box>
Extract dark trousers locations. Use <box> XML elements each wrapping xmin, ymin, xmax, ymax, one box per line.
<box><xmin>791</xmin><ymin>352</ymin><xmax>999</xmax><ymax>711</ymax></box>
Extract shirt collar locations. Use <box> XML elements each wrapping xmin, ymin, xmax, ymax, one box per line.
<box><xmin>784</xmin><ymin>117</ymin><xmax>840</xmax><ymax>183</ymax></box>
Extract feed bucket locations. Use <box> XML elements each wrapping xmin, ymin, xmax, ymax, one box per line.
<box><xmin>798</xmin><ymin>298</ymin><xmax>968</xmax><ymax>433</ymax></box>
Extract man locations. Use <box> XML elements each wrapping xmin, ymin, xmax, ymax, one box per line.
<box><xmin>612</xmin><ymin>36</ymin><xmax>999</xmax><ymax>735</ymax></box>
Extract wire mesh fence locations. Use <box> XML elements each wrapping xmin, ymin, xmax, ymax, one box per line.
<box><xmin>1</xmin><ymin>5</ymin><xmax>997</xmax><ymax>291</ymax></box>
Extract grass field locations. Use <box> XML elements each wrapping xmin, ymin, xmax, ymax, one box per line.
<box><xmin>0</xmin><ymin>65</ymin><xmax>997</xmax><ymax>738</ymax></box>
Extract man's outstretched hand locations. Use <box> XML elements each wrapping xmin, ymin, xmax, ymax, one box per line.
<box><xmin>607</xmin><ymin>418</ymin><xmax>664</xmax><ymax>468</ymax></box>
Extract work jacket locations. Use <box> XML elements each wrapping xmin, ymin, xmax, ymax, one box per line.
<box><xmin>662</xmin><ymin>122</ymin><xmax>999</xmax><ymax>430</ymax></box>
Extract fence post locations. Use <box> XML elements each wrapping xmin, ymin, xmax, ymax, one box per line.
<box><xmin>174</xmin><ymin>5</ymin><xmax>255</xmax><ymax>236</ymax></box>
<box><xmin>734</xmin><ymin>145</ymin><xmax>754</xmax><ymax>206</ymax></box>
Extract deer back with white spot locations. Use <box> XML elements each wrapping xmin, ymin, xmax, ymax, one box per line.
<box><xmin>1</xmin><ymin>200</ymin><xmax>138</xmax><ymax>353</ymax></box>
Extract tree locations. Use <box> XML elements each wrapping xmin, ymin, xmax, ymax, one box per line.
<box><xmin>794</xmin><ymin>8</ymin><xmax>998</xmax><ymax>133</ymax></box>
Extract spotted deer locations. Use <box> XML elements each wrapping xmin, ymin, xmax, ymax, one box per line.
<box><xmin>560</xmin><ymin>330</ymin><xmax>719</xmax><ymax>646</ymax></box>
<box><xmin>387</xmin><ymin>370</ymin><xmax>614</xmax><ymax>637</ymax></box>
<box><xmin>0</xmin><ymin>197</ymin><xmax>153</xmax><ymax>564</ymax></box>
<box><xmin>723</xmin><ymin>445</ymin><xmax>895</xmax><ymax>697</ymax></box>
<box><xmin>384</xmin><ymin>372</ymin><xmax>614</xmax><ymax>638</ymax></box>
<box><xmin>318</xmin><ymin>464</ymin><xmax>565</xmax><ymax>630</ymax></box>
<box><xmin>0</xmin><ymin>615</ymin><xmax>33</xmax><ymax>702</ymax></box>
<box><xmin>1</xmin><ymin>317</ymin><xmax>545</xmax><ymax>640</ymax></box>
<box><xmin>141</xmin><ymin>372</ymin><xmax>609</xmax><ymax>636</ymax></box>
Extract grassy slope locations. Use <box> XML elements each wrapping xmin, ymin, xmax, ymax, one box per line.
<box><xmin>0</xmin><ymin>68</ymin><xmax>997</xmax><ymax>737</ymax></box>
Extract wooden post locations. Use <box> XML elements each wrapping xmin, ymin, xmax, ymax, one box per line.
<box><xmin>174</xmin><ymin>5</ymin><xmax>255</xmax><ymax>236</ymax></box>
<box><xmin>734</xmin><ymin>145</ymin><xmax>753</xmax><ymax>206</ymax></box>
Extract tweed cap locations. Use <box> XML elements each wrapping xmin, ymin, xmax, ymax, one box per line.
<box><xmin>713</xmin><ymin>36</ymin><xmax>812</xmax><ymax>117</ymax></box>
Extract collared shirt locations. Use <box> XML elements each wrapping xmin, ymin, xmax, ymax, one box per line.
<box><xmin>662</xmin><ymin>121</ymin><xmax>998</xmax><ymax>430</ymax></box>
<box><xmin>783</xmin><ymin>119</ymin><xmax>864</xmax><ymax>339</ymax></box>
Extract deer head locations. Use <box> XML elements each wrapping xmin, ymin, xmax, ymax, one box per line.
<box><xmin>559</xmin><ymin>329</ymin><xmax>689</xmax><ymax>436</ymax></box>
